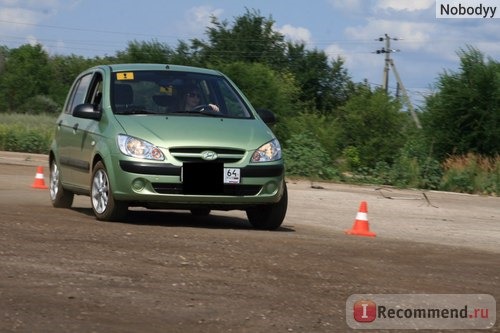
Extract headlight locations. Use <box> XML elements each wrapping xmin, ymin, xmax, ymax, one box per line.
<box><xmin>117</xmin><ymin>134</ymin><xmax>165</xmax><ymax>161</ymax></box>
<box><xmin>251</xmin><ymin>138</ymin><xmax>282</xmax><ymax>163</ymax></box>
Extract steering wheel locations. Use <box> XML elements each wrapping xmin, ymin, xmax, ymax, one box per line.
<box><xmin>192</xmin><ymin>104</ymin><xmax>210</xmax><ymax>112</ymax></box>
<box><xmin>192</xmin><ymin>104</ymin><xmax>219</xmax><ymax>112</ymax></box>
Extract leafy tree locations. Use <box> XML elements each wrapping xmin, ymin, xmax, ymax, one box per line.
<box><xmin>114</xmin><ymin>39</ymin><xmax>205</xmax><ymax>67</ymax></box>
<box><xmin>335</xmin><ymin>87</ymin><xmax>409</xmax><ymax>168</ymax></box>
<box><xmin>282</xmin><ymin>110</ymin><xmax>342</xmax><ymax>159</ymax></box>
<box><xmin>390</xmin><ymin>131</ymin><xmax>442</xmax><ymax>189</ymax></box>
<box><xmin>189</xmin><ymin>10</ymin><xmax>354</xmax><ymax>115</ymax></box>
<box><xmin>18</xmin><ymin>95</ymin><xmax>60</xmax><ymax>115</ymax></box>
<box><xmin>115</xmin><ymin>40</ymin><xmax>175</xmax><ymax>63</ymax></box>
<box><xmin>49</xmin><ymin>54</ymin><xmax>98</xmax><ymax>106</ymax></box>
<box><xmin>0</xmin><ymin>45</ymin><xmax>8</xmax><ymax>74</ymax></box>
<box><xmin>286</xmin><ymin>42</ymin><xmax>353</xmax><ymax>112</ymax></box>
<box><xmin>171</xmin><ymin>41</ymin><xmax>200</xmax><ymax>66</ymax></box>
<box><xmin>191</xmin><ymin>8</ymin><xmax>287</xmax><ymax>69</ymax></box>
<box><xmin>423</xmin><ymin>46</ymin><xmax>500</xmax><ymax>159</ymax></box>
<box><xmin>216</xmin><ymin>61</ymin><xmax>301</xmax><ymax>143</ymax></box>
<box><xmin>0</xmin><ymin>44</ymin><xmax>52</xmax><ymax>112</ymax></box>
<box><xmin>283</xmin><ymin>131</ymin><xmax>337</xmax><ymax>179</ymax></box>
<box><xmin>217</xmin><ymin>61</ymin><xmax>299</xmax><ymax>115</ymax></box>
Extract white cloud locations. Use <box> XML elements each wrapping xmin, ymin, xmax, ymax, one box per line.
<box><xmin>0</xmin><ymin>0</ymin><xmax>60</xmax><ymax>33</ymax></box>
<box><xmin>0</xmin><ymin>0</ymin><xmax>67</xmax><ymax>53</ymax></box>
<box><xmin>331</xmin><ymin>44</ymin><xmax>381</xmax><ymax>83</ymax></box>
<box><xmin>375</xmin><ymin>0</ymin><xmax>434</xmax><ymax>12</ymax></box>
<box><xmin>328</xmin><ymin>0</ymin><xmax>365</xmax><ymax>13</ymax></box>
<box><xmin>0</xmin><ymin>0</ymin><xmax>18</xmax><ymax>5</ymax></box>
<box><xmin>0</xmin><ymin>7</ymin><xmax>39</xmax><ymax>32</ymax></box>
<box><xmin>329</xmin><ymin>0</ymin><xmax>434</xmax><ymax>14</ymax></box>
<box><xmin>25</xmin><ymin>34</ymin><xmax>38</xmax><ymax>45</ymax></box>
<box><xmin>345</xmin><ymin>19</ymin><xmax>434</xmax><ymax>50</ymax></box>
<box><xmin>63</xmin><ymin>0</ymin><xmax>80</xmax><ymax>10</ymax></box>
<box><xmin>0</xmin><ymin>0</ymin><xmax>59</xmax><ymax>7</ymax></box>
<box><xmin>324</xmin><ymin>44</ymin><xmax>347</xmax><ymax>61</ymax></box>
<box><xmin>277</xmin><ymin>24</ymin><xmax>312</xmax><ymax>44</ymax></box>
<box><xmin>324</xmin><ymin>0</ymin><xmax>452</xmax><ymax>90</ymax></box>
<box><xmin>181</xmin><ymin>5</ymin><xmax>224</xmax><ymax>37</ymax></box>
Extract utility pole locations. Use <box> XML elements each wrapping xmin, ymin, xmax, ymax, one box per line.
<box><xmin>375</xmin><ymin>34</ymin><xmax>395</xmax><ymax>93</ymax></box>
<box><xmin>375</xmin><ymin>34</ymin><xmax>422</xmax><ymax>129</ymax></box>
<box><xmin>383</xmin><ymin>34</ymin><xmax>391</xmax><ymax>93</ymax></box>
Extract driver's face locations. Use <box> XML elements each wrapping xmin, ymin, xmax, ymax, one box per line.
<box><xmin>187</xmin><ymin>91</ymin><xmax>200</xmax><ymax>106</ymax></box>
<box><xmin>187</xmin><ymin>91</ymin><xmax>200</xmax><ymax>99</ymax></box>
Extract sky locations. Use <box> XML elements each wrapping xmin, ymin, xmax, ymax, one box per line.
<box><xmin>1</xmin><ymin>0</ymin><xmax>499</xmax><ymax>106</ymax></box>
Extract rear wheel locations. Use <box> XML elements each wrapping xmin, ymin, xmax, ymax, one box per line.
<box><xmin>91</xmin><ymin>161</ymin><xmax>127</xmax><ymax>221</ymax></box>
<box><xmin>246</xmin><ymin>183</ymin><xmax>288</xmax><ymax>230</ymax></box>
<box><xmin>49</xmin><ymin>159</ymin><xmax>74</xmax><ymax>208</ymax></box>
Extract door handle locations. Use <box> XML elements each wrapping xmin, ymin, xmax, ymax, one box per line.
<box><xmin>72</xmin><ymin>123</ymin><xmax>79</xmax><ymax>131</ymax></box>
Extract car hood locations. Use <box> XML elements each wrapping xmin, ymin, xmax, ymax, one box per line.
<box><xmin>114</xmin><ymin>115</ymin><xmax>275</xmax><ymax>150</ymax></box>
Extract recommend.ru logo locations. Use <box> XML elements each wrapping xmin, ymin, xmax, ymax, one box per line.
<box><xmin>346</xmin><ymin>294</ymin><xmax>496</xmax><ymax>329</ymax></box>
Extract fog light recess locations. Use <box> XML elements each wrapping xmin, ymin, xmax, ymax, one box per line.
<box><xmin>265</xmin><ymin>181</ymin><xmax>277</xmax><ymax>194</ymax></box>
<box><xmin>132</xmin><ymin>179</ymin><xmax>146</xmax><ymax>192</ymax></box>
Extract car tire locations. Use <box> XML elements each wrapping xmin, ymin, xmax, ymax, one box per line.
<box><xmin>91</xmin><ymin>161</ymin><xmax>127</xmax><ymax>221</ymax></box>
<box><xmin>49</xmin><ymin>159</ymin><xmax>74</xmax><ymax>208</ymax></box>
<box><xmin>246</xmin><ymin>183</ymin><xmax>288</xmax><ymax>230</ymax></box>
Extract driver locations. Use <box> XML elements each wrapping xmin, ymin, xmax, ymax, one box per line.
<box><xmin>183</xmin><ymin>87</ymin><xmax>219</xmax><ymax>112</ymax></box>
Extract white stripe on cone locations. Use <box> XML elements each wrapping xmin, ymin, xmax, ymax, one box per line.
<box><xmin>355</xmin><ymin>212</ymin><xmax>368</xmax><ymax>221</ymax></box>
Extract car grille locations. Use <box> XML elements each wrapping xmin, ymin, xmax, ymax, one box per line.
<box><xmin>151</xmin><ymin>183</ymin><xmax>262</xmax><ymax>196</ymax></box>
<box><xmin>169</xmin><ymin>147</ymin><xmax>245</xmax><ymax>163</ymax></box>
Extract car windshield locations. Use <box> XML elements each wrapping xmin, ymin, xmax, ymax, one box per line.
<box><xmin>111</xmin><ymin>70</ymin><xmax>252</xmax><ymax>119</ymax></box>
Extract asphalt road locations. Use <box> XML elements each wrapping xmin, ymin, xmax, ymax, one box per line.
<box><xmin>0</xmin><ymin>151</ymin><xmax>498</xmax><ymax>332</ymax></box>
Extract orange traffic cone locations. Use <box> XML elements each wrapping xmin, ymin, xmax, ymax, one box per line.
<box><xmin>345</xmin><ymin>201</ymin><xmax>376</xmax><ymax>237</ymax></box>
<box><xmin>31</xmin><ymin>166</ymin><xmax>48</xmax><ymax>189</ymax></box>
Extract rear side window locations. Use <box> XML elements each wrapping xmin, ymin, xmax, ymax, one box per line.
<box><xmin>66</xmin><ymin>73</ymin><xmax>93</xmax><ymax>114</ymax></box>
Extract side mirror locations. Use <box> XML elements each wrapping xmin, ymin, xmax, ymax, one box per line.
<box><xmin>73</xmin><ymin>103</ymin><xmax>101</xmax><ymax>120</ymax></box>
<box><xmin>256</xmin><ymin>109</ymin><xmax>276</xmax><ymax>126</ymax></box>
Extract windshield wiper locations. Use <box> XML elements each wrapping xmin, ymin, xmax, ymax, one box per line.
<box><xmin>115</xmin><ymin>106</ymin><xmax>158</xmax><ymax>115</ymax></box>
<box><xmin>168</xmin><ymin>110</ymin><xmax>227</xmax><ymax>117</ymax></box>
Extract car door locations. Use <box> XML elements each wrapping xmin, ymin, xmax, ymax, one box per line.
<box><xmin>56</xmin><ymin>71</ymin><xmax>103</xmax><ymax>190</ymax></box>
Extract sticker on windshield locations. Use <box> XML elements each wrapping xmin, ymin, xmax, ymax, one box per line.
<box><xmin>116</xmin><ymin>72</ymin><xmax>134</xmax><ymax>80</ymax></box>
<box><xmin>160</xmin><ymin>85</ymin><xmax>173</xmax><ymax>95</ymax></box>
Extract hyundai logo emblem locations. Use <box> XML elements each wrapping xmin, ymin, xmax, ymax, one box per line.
<box><xmin>201</xmin><ymin>150</ymin><xmax>218</xmax><ymax>161</ymax></box>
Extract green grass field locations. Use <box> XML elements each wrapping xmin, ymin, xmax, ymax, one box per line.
<box><xmin>0</xmin><ymin>113</ymin><xmax>56</xmax><ymax>154</ymax></box>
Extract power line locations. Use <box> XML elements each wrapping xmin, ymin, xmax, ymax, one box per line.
<box><xmin>0</xmin><ymin>19</ymin><xmax>171</xmax><ymax>38</ymax></box>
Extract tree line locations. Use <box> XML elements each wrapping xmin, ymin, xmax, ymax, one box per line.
<box><xmin>0</xmin><ymin>9</ymin><xmax>498</xmax><ymax>193</ymax></box>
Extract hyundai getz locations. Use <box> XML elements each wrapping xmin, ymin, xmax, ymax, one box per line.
<box><xmin>49</xmin><ymin>64</ymin><xmax>287</xmax><ymax>230</ymax></box>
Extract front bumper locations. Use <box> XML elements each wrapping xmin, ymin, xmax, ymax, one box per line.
<box><xmin>111</xmin><ymin>160</ymin><xmax>285</xmax><ymax>209</ymax></box>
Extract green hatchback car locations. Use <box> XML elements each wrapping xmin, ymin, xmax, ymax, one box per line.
<box><xmin>49</xmin><ymin>64</ymin><xmax>287</xmax><ymax>230</ymax></box>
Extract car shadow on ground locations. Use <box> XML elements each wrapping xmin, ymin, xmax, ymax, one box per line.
<box><xmin>71</xmin><ymin>207</ymin><xmax>295</xmax><ymax>232</ymax></box>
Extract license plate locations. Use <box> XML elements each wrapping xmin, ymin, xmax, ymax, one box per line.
<box><xmin>224</xmin><ymin>168</ymin><xmax>240</xmax><ymax>184</ymax></box>
<box><xmin>182</xmin><ymin>163</ymin><xmax>223</xmax><ymax>194</ymax></box>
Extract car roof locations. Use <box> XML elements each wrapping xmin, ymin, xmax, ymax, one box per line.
<box><xmin>98</xmin><ymin>63</ymin><xmax>223</xmax><ymax>76</ymax></box>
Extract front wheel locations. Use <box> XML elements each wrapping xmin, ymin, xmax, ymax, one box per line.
<box><xmin>49</xmin><ymin>159</ymin><xmax>74</xmax><ymax>208</ymax></box>
<box><xmin>246</xmin><ymin>183</ymin><xmax>288</xmax><ymax>230</ymax></box>
<box><xmin>91</xmin><ymin>161</ymin><xmax>127</xmax><ymax>221</ymax></box>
